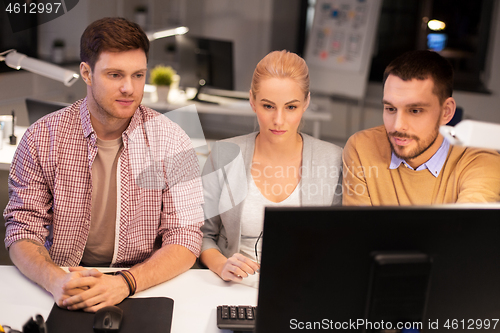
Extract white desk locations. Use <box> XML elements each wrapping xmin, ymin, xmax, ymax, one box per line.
<box><xmin>0</xmin><ymin>127</ymin><xmax>211</xmax><ymax>172</ymax></box>
<box><xmin>0</xmin><ymin>266</ymin><xmax>258</xmax><ymax>332</ymax></box>
<box><xmin>0</xmin><ymin>126</ymin><xmax>27</xmax><ymax>171</ymax></box>
<box><xmin>143</xmin><ymin>94</ymin><xmax>332</xmax><ymax>139</ymax></box>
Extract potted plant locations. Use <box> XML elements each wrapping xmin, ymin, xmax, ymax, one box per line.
<box><xmin>149</xmin><ymin>65</ymin><xmax>177</xmax><ymax>102</ymax></box>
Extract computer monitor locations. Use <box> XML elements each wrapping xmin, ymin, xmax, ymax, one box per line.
<box><xmin>26</xmin><ymin>98</ymin><xmax>69</xmax><ymax>125</ymax></box>
<box><xmin>255</xmin><ymin>206</ymin><xmax>500</xmax><ymax>333</ymax></box>
<box><xmin>175</xmin><ymin>34</ymin><xmax>234</xmax><ymax>91</ymax></box>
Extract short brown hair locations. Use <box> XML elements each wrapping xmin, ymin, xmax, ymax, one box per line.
<box><xmin>251</xmin><ymin>50</ymin><xmax>309</xmax><ymax>100</ymax></box>
<box><xmin>80</xmin><ymin>17</ymin><xmax>149</xmax><ymax>70</ymax></box>
<box><xmin>383</xmin><ymin>50</ymin><xmax>453</xmax><ymax>104</ymax></box>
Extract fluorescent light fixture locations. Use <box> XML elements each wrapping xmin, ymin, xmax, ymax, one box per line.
<box><xmin>146</xmin><ymin>26</ymin><xmax>189</xmax><ymax>41</ymax></box>
<box><xmin>428</xmin><ymin>19</ymin><xmax>446</xmax><ymax>31</ymax></box>
<box><xmin>440</xmin><ymin>120</ymin><xmax>500</xmax><ymax>150</ymax></box>
<box><xmin>0</xmin><ymin>50</ymin><xmax>79</xmax><ymax>86</ymax></box>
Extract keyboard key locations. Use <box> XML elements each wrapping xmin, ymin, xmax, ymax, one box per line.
<box><xmin>221</xmin><ymin>305</ymin><xmax>229</xmax><ymax>319</ymax></box>
<box><xmin>238</xmin><ymin>307</ymin><xmax>245</xmax><ymax>319</ymax></box>
<box><xmin>246</xmin><ymin>307</ymin><xmax>254</xmax><ymax>320</ymax></box>
<box><xmin>217</xmin><ymin>305</ymin><xmax>257</xmax><ymax>332</ymax></box>
<box><xmin>230</xmin><ymin>306</ymin><xmax>237</xmax><ymax>319</ymax></box>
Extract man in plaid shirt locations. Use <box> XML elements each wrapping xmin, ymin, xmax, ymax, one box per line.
<box><xmin>4</xmin><ymin>17</ymin><xmax>204</xmax><ymax>312</ymax></box>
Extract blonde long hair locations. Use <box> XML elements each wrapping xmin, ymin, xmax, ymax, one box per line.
<box><xmin>251</xmin><ymin>50</ymin><xmax>309</xmax><ymax>100</ymax></box>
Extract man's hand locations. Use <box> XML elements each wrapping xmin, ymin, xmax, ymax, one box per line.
<box><xmin>58</xmin><ymin>267</ymin><xmax>129</xmax><ymax>312</ymax></box>
<box><xmin>49</xmin><ymin>267</ymin><xmax>94</xmax><ymax>308</ymax></box>
<box><xmin>8</xmin><ymin>240</ymin><xmax>123</xmax><ymax>312</ymax></box>
<box><xmin>8</xmin><ymin>240</ymin><xmax>90</xmax><ymax>308</ymax></box>
<box><xmin>10</xmin><ymin>239</ymin><xmax>195</xmax><ymax>312</ymax></box>
<box><xmin>219</xmin><ymin>253</ymin><xmax>260</xmax><ymax>282</ymax></box>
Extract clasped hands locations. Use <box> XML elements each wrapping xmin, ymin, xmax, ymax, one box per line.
<box><xmin>51</xmin><ymin>267</ymin><xmax>129</xmax><ymax>313</ymax></box>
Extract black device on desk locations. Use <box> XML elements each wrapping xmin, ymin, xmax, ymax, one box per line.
<box><xmin>250</xmin><ymin>206</ymin><xmax>500</xmax><ymax>333</ymax></box>
<box><xmin>46</xmin><ymin>297</ymin><xmax>173</xmax><ymax>333</ymax></box>
<box><xmin>9</xmin><ymin>110</ymin><xmax>17</xmax><ymax>145</ymax></box>
<box><xmin>93</xmin><ymin>306</ymin><xmax>123</xmax><ymax>332</ymax></box>
<box><xmin>217</xmin><ymin>305</ymin><xmax>257</xmax><ymax>332</ymax></box>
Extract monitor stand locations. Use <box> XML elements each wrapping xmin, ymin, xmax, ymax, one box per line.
<box><xmin>189</xmin><ymin>79</ymin><xmax>218</xmax><ymax>104</ymax></box>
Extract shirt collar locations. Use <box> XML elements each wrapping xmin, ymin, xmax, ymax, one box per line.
<box><xmin>389</xmin><ymin>138</ymin><xmax>450</xmax><ymax>177</ymax></box>
<box><xmin>79</xmin><ymin>97</ymin><xmax>94</xmax><ymax>138</ymax></box>
<box><xmin>79</xmin><ymin>97</ymin><xmax>144</xmax><ymax>140</ymax></box>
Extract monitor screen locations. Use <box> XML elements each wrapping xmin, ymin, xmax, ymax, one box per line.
<box><xmin>256</xmin><ymin>206</ymin><xmax>500</xmax><ymax>333</ymax></box>
<box><xmin>26</xmin><ymin>98</ymin><xmax>69</xmax><ymax>125</ymax></box>
<box><xmin>175</xmin><ymin>34</ymin><xmax>234</xmax><ymax>91</ymax></box>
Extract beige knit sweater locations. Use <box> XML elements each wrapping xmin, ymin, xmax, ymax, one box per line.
<box><xmin>342</xmin><ymin>125</ymin><xmax>500</xmax><ymax>206</ymax></box>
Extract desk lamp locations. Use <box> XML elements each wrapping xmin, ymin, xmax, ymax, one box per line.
<box><xmin>440</xmin><ymin>120</ymin><xmax>500</xmax><ymax>151</ymax></box>
<box><xmin>146</xmin><ymin>26</ymin><xmax>188</xmax><ymax>41</ymax></box>
<box><xmin>0</xmin><ymin>49</ymin><xmax>79</xmax><ymax>86</ymax></box>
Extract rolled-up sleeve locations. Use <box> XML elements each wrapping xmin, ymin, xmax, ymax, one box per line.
<box><xmin>160</xmin><ymin>128</ymin><xmax>204</xmax><ymax>257</ymax></box>
<box><xmin>4</xmin><ymin>128</ymin><xmax>53</xmax><ymax>249</ymax></box>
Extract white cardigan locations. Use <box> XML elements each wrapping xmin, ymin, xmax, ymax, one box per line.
<box><xmin>200</xmin><ymin>132</ymin><xmax>343</xmax><ymax>258</ymax></box>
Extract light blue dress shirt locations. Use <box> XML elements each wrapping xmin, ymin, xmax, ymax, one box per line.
<box><xmin>389</xmin><ymin>138</ymin><xmax>450</xmax><ymax>177</ymax></box>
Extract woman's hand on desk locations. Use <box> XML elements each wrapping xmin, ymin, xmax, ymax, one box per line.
<box><xmin>200</xmin><ymin>249</ymin><xmax>259</xmax><ymax>282</ymax></box>
<box><xmin>220</xmin><ymin>253</ymin><xmax>260</xmax><ymax>282</ymax></box>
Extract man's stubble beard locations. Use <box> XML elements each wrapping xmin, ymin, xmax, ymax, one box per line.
<box><xmin>386</xmin><ymin>118</ymin><xmax>441</xmax><ymax>161</ymax></box>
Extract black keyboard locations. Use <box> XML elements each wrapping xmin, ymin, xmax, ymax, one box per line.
<box><xmin>217</xmin><ymin>305</ymin><xmax>257</xmax><ymax>332</ymax></box>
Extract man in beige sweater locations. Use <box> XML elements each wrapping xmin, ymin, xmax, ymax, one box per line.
<box><xmin>343</xmin><ymin>50</ymin><xmax>500</xmax><ymax>205</ymax></box>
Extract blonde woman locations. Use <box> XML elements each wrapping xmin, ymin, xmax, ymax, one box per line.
<box><xmin>200</xmin><ymin>50</ymin><xmax>342</xmax><ymax>282</ymax></box>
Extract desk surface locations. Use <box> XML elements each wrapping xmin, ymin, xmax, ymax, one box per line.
<box><xmin>0</xmin><ymin>95</ymin><xmax>330</xmax><ymax>171</ymax></box>
<box><xmin>0</xmin><ymin>266</ymin><xmax>258</xmax><ymax>332</ymax></box>
<box><xmin>143</xmin><ymin>95</ymin><xmax>332</xmax><ymax>121</ymax></box>
<box><xmin>0</xmin><ymin>126</ymin><xmax>27</xmax><ymax>171</ymax></box>
<box><xmin>143</xmin><ymin>94</ymin><xmax>331</xmax><ymax>139</ymax></box>
<box><xmin>0</xmin><ymin>127</ymin><xmax>210</xmax><ymax>172</ymax></box>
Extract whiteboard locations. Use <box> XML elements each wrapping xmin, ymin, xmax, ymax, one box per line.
<box><xmin>305</xmin><ymin>0</ymin><xmax>382</xmax><ymax>100</ymax></box>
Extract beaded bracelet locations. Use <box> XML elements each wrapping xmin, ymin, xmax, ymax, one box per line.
<box><xmin>115</xmin><ymin>270</ymin><xmax>137</xmax><ymax>297</ymax></box>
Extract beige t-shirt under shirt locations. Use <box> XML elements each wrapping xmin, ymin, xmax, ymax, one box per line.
<box><xmin>81</xmin><ymin>136</ymin><xmax>123</xmax><ymax>266</ymax></box>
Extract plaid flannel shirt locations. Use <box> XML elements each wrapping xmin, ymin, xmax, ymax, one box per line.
<box><xmin>4</xmin><ymin>98</ymin><xmax>204</xmax><ymax>267</ymax></box>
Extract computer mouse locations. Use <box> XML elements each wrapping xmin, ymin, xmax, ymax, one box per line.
<box><xmin>93</xmin><ymin>305</ymin><xmax>123</xmax><ymax>332</ymax></box>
